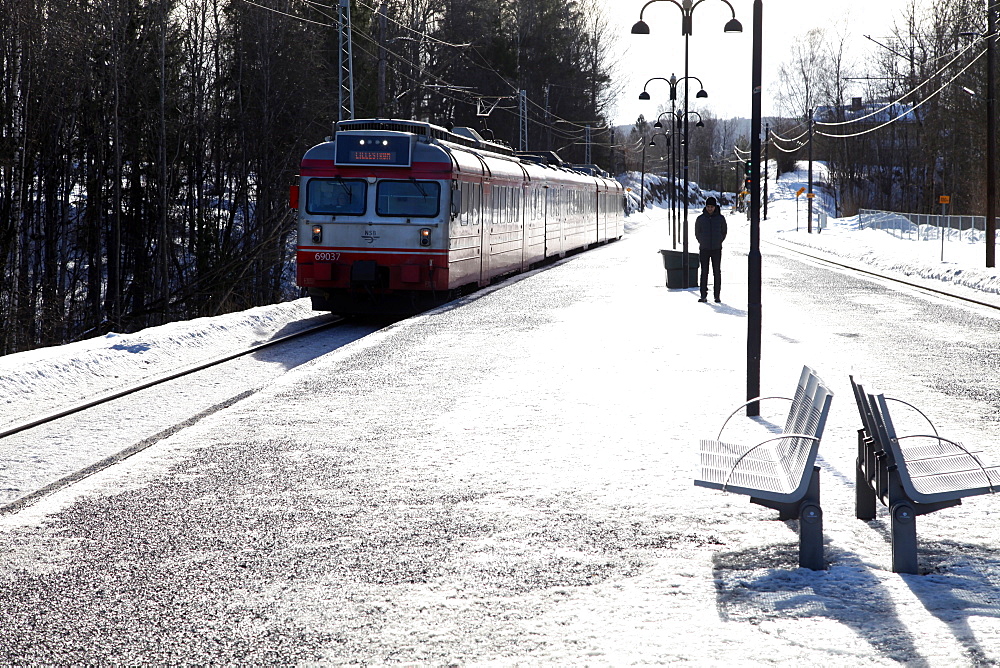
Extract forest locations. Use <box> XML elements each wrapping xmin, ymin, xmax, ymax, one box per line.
<box><xmin>0</xmin><ymin>0</ymin><xmax>616</xmax><ymax>354</ymax></box>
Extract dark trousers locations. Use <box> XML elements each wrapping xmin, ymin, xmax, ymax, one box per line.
<box><xmin>699</xmin><ymin>248</ymin><xmax>722</xmax><ymax>300</ymax></box>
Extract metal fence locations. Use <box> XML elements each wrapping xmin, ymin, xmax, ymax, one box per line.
<box><xmin>858</xmin><ymin>209</ymin><xmax>999</xmax><ymax>242</ymax></box>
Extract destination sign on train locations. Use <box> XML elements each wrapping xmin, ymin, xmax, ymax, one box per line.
<box><xmin>335</xmin><ymin>135</ymin><xmax>411</xmax><ymax>166</ymax></box>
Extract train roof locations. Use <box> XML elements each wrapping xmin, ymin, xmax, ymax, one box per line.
<box><xmin>334</xmin><ymin>119</ymin><xmax>514</xmax><ymax>157</ymax></box>
<box><xmin>329</xmin><ymin>119</ymin><xmax>612</xmax><ymax>181</ymax></box>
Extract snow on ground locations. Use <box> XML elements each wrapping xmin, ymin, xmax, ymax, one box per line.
<box><xmin>0</xmin><ymin>300</ymin><xmax>329</xmax><ymax>429</ymax></box>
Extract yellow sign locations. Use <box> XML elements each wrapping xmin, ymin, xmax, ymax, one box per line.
<box><xmin>939</xmin><ymin>195</ymin><xmax>951</xmax><ymax>204</ymax></box>
<box><xmin>795</xmin><ymin>187</ymin><xmax>806</xmax><ymax>197</ymax></box>
<box><xmin>806</xmin><ymin>192</ymin><xmax>816</xmax><ymax>199</ymax></box>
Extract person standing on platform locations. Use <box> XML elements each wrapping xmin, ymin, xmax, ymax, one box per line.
<box><xmin>694</xmin><ymin>196</ymin><xmax>727</xmax><ymax>303</ymax></box>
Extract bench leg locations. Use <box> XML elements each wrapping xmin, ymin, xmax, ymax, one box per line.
<box><xmin>890</xmin><ymin>502</ymin><xmax>919</xmax><ymax>574</ymax></box>
<box><xmin>799</xmin><ymin>466</ymin><xmax>825</xmax><ymax>570</ymax></box>
<box><xmin>856</xmin><ymin>429</ymin><xmax>878</xmax><ymax>520</ymax></box>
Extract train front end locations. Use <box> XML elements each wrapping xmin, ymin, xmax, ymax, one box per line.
<box><xmin>294</xmin><ymin>124</ymin><xmax>455</xmax><ymax>314</ymax></box>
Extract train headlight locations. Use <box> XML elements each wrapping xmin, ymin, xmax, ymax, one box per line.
<box><xmin>311</xmin><ymin>224</ymin><xmax>322</xmax><ymax>243</ymax></box>
<box><xmin>419</xmin><ymin>227</ymin><xmax>431</xmax><ymax>247</ymax></box>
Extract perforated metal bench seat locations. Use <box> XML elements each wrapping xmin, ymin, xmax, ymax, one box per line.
<box><xmin>694</xmin><ymin>366</ymin><xmax>834</xmax><ymax>570</ymax></box>
<box><xmin>895</xmin><ymin>440</ymin><xmax>1000</xmax><ymax>502</ymax></box>
<box><xmin>697</xmin><ymin>437</ymin><xmax>817</xmax><ymax>501</ymax></box>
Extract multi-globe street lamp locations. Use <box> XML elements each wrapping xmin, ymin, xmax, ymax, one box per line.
<box><xmin>652</xmin><ymin>108</ymin><xmax>705</xmax><ymax>247</ymax></box>
<box><xmin>632</xmin><ymin>0</ymin><xmax>741</xmax><ymax>287</ymax></box>
<box><xmin>641</xmin><ymin>76</ymin><xmax>706</xmax><ymax>249</ymax></box>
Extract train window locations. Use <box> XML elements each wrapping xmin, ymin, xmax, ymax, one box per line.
<box><xmin>460</xmin><ymin>182</ymin><xmax>471</xmax><ymax>225</ymax></box>
<box><xmin>376</xmin><ymin>180</ymin><xmax>441</xmax><ymax>217</ymax></box>
<box><xmin>306</xmin><ymin>178</ymin><xmax>367</xmax><ymax>215</ymax></box>
<box><xmin>471</xmin><ymin>184</ymin><xmax>481</xmax><ymax>225</ymax></box>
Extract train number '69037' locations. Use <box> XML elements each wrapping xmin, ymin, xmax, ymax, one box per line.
<box><xmin>314</xmin><ymin>251</ymin><xmax>341</xmax><ymax>261</ymax></box>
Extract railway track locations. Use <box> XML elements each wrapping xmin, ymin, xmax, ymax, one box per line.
<box><xmin>0</xmin><ymin>315</ymin><xmax>352</xmax><ymax>513</ymax></box>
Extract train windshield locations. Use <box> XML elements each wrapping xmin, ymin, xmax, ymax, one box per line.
<box><xmin>307</xmin><ymin>178</ymin><xmax>367</xmax><ymax>215</ymax></box>
<box><xmin>376</xmin><ymin>180</ymin><xmax>440</xmax><ymax>217</ymax></box>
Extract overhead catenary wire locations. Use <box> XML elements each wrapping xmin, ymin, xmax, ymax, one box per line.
<box><xmin>816</xmin><ymin>49</ymin><xmax>986</xmax><ymax>139</ymax></box>
<box><xmin>242</xmin><ymin>0</ymin><xmax>333</xmax><ymax>27</ymax></box>
<box><xmin>769</xmin><ymin>126</ymin><xmax>809</xmax><ymax>144</ymax></box>
<box><xmin>351</xmin><ymin>0</ymin><xmax>473</xmax><ymax>49</ymax></box>
<box><xmin>815</xmin><ymin>37</ymin><xmax>982</xmax><ymax>127</ymax></box>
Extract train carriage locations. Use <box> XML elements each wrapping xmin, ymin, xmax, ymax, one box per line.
<box><xmin>293</xmin><ymin>119</ymin><xmax>623</xmax><ymax>314</ymax></box>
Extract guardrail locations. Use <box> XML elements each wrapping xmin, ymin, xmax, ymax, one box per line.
<box><xmin>858</xmin><ymin>209</ymin><xmax>999</xmax><ymax>242</ymax></box>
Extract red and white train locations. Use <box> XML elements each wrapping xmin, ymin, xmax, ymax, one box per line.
<box><xmin>292</xmin><ymin>119</ymin><xmax>624</xmax><ymax>314</ymax></box>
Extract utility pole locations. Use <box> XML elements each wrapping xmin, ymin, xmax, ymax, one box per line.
<box><xmin>337</xmin><ymin>0</ymin><xmax>355</xmax><ymax>121</ymax></box>
<box><xmin>763</xmin><ymin>121</ymin><xmax>769</xmax><ymax>220</ymax></box>
<box><xmin>807</xmin><ymin>108</ymin><xmax>813</xmax><ymax>233</ymax></box>
<box><xmin>519</xmin><ymin>90</ymin><xmax>528</xmax><ymax>152</ymax></box>
<box><xmin>611</xmin><ymin>128</ymin><xmax>617</xmax><ymax>175</ymax></box>
<box><xmin>376</xmin><ymin>3</ymin><xmax>386</xmax><ymax>117</ymax></box>
<box><xmin>987</xmin><ymin>0</ymin><xmax>996</xmax><ymax>267</ymax></box>
<box><xmin>544</xmin><ymin>82</ymin><xmax>552</xmax><ymax>152</ymax></box>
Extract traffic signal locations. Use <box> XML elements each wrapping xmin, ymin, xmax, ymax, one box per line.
<box><xmin>743</xmin><ymin>159</ymin><xmax>754</xmax><ymax>188</ymax></box>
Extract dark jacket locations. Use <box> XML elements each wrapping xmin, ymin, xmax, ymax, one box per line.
<box><xmin>695</xmin><ymin>207</ymin><xmax>727</xmax><ymax>251</ymax></box>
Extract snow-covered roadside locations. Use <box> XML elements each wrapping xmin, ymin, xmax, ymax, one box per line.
<box><xmin>767</xmin><ymin>165</ymin><xmax>1000</xmax><ymax>299</ymax></box>
<box><xmin>0</xmin><ymin>299</ymin><xmax>326</xmax><ymax>429</ymax></box>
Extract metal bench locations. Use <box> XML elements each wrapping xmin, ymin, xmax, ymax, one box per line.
<box><xmin>695</xmin><ymin>366</ymin><xmax>834</xmax><ymax>570</ymax></box>
<box><xmin>851</xmin><ymin>376</ymin><xmax>1000</xmax><ymax>573</ymax></box>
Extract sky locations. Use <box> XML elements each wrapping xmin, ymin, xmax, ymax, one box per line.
<box><xmin>605</xmin><ymin>0</ymin><xmax>923</xmax><ymax>126</ymax></box>
<box><xmin>3</xmin><ymin>163</ymin><xmax>1000</xmax><ymax>662</ymax></box>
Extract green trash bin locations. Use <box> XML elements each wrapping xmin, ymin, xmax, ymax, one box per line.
<box><xmin>659</xmin><ymin>249</ymin><xmax>699</xmax><ymax>289</ymax></box>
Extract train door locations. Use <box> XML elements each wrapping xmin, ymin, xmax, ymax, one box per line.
<box><xmin>544</xmin><ymin>185</ymin><xmax>563</xmax><ymax>258</ymax></box>
<box><xmin>596</xmin><ymin>186</ymin><xmax>605</xmax><ymax>243</ymax></box>
<box><xmin>520</xmin><ymin>183</ymin><xmax>528</xmax><ymax>272</ymax></box>
<box><xmin>479</xmin><ymin>181</ymin><xmax>491</xmax><ymax>285</ymax></box>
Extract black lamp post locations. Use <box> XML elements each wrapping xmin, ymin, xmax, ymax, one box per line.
<box><xmin>649</xmin><ymin>131</ymin><xmax>672</xmax><ymax>229</ymax></box>
<box><xmin>653</xmin><ymin>113</ymin><xmax>679</xmax><ymax>245</ymax></box>
<box><xmin>987</xmin><ymin>2</ymin><xmax>997</xmax><ymax>268</ymax></box>
<box><xmin>640</xmin><ymin>139</ymin><xmax>648</xmax><ymax>213</ymax></box>
<box><xmin>747</xmin><ymin>0</ymin><xmax>762</xmax><ymax>416</ymax></box>
<box><xmin>632</xmin><ymin>0</ymin><xmax>741</xmax><ymax>288</ymax></box>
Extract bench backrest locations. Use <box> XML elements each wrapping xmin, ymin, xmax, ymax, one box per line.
<box><xmin>773</xmin><ymin>366</ymin><xmax>834</xmax><ymax>497</ymax></box>
<box><xmin>850</xmin><ymin>376</ymin><xmax>884</xmax><ymax>456</ymax></box>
